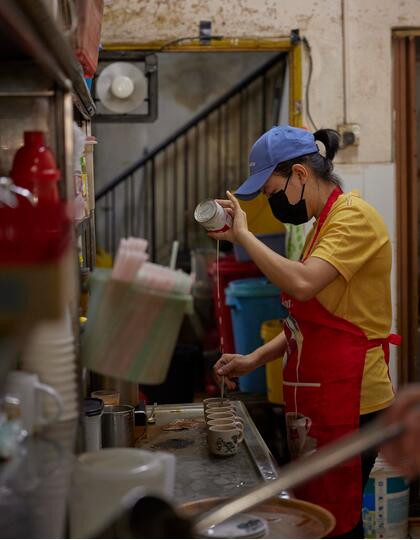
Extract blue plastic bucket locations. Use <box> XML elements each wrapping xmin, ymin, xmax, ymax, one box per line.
<box><xmin>225</xmin><ymin>278</ymin><xmax>289</xmax><ymax>393</ymax></box>
<box><xmin>234</xmin><ymin>233</ymin><xmax>286</xmax><ymax>262</ymax></box>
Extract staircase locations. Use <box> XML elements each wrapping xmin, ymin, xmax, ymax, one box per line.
<box><xmin>95</xmin><ymin>52</ymin><xmax>288</xmax><ymax>262</ymax></box>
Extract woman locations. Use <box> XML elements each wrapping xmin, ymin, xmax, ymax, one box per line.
<box><xmin>211</xmin><ymin>125</ymin><xmax>399</xmax><ymax>538</ymax></box>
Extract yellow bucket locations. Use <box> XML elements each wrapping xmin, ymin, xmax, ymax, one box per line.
<box><xmin>261</xmin><ymin>319</ymin><xmax>284</xmax><ymax>404</ymax></box>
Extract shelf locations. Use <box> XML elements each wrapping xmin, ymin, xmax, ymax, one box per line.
<box><xmin>0</xmin><ymin>0</ymin><xmax>95</xmax><ymax>119</ymax></box>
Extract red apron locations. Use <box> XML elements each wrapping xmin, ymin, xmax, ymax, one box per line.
<box><xmin>281</xmin><ymin>187</ymin><xmax>400</xmax><ymax>536</ymax></box>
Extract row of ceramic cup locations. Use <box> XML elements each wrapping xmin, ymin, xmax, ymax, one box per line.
<box><xmin>203</xmin><ymin>398</ymin><xmax>244</xmax><ymax>457</ymax></box>
<box><xmin>20</xmin><ymin>309</ymin><xmax>78</xmax><ymax>422</ymax></box>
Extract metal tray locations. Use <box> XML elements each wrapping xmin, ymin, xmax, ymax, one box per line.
<box><xmin>139</xmin><ymin>402</ymin><xmax>281</xmax><ymax>503</ymax></box>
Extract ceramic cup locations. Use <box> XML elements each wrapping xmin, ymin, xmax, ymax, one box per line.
<box><xmin>5</xmin><ymin>370</ymin><xmax>64</xmax><ymax>434</ymax></box>
<box><xmin>285</xmin><ymin>412</ymin><xmax>312</xmax><ymax>458</ymax></box>
<box><xmin>70</xmin><ymin>448</ymin><xmax>176</xmax><ymax>538</ymax></box>
<box><xmin>208</xmin><ymin>425</ymin><xmax>244</xmax><ymax>457</ymax></box>
<box><xmin>207</xmin><ymin>418</ymin><xmax>244</xmax><ymax>431</ymax></box>
<box><xmin>205</xmin><ymin>404</ymin><xmax>236</xmax><ymax>415</ymax></box>
<box><xmin>205</xmin><ymin>406</ymin><xmax>235</xmax><ymax>419</ymax></box>
<box><xmin>203</xmin><ymin>398</ymin><xmax>232</xmax><ymax>410</ymax></box>
<box><xmin>206</xmin><ymin>411</ymin><xmax>243</xmax><ymax>426</ymax></box>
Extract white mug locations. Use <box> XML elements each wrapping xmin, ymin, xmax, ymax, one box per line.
<box><xmin>286</xmin><ymin>412</ymin><xmax>312</xmax><ymax>458</ymax></box>
<box><xmin>206</xmin><ymin>411</ymin><xmax>243</xmax><ymax>425</ymax></box>
<box><xmin>205</xmin><ymin>405</ymin><xmax>235</xmax><ymax>419</ymax></box>
<box><xmin>208</xmin><ymin>425</ymin><xmax>244</xmax><ymax>457</ymax></box>
<box><xmin>70</xmin><ymin>448</ymin><xmax>176</xmax><ymax>538</ymax></box>
<box><xmin>203</xmin><ymin>398</ymin><xmax>232</xmax><ymax>410</ymax></box>
<box><xmin>5</xmin><ymin>371</ymin><xmax>63</xmax><ymax>434</ymax></box>
<box><xmin>207</xmin><ymin>418</ymin><xmax>244</xmax><ymax>431</ymax></box>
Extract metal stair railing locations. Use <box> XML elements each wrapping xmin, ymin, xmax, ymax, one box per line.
<box><xmin>95</xmin><ymin>51</ymin><xmax>288</xmax><ymax>262</ymax></box>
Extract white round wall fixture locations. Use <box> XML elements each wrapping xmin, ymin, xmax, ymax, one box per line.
<box><xmin>96</xmin><ymin>62</ymin><xmax>147</xmax><ymax>113</ymax></box>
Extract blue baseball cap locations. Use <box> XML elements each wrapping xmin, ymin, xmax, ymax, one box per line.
<box><xmin>235</xmin><ymin>125</ymin><xmax>319</xmax><ymax>200</ymax></box>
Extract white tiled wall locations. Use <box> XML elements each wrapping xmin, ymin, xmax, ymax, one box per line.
<box><xmin>335</xmin><ymin>163</ymin><xmax>398</xmax><ymax>388</ymax></box>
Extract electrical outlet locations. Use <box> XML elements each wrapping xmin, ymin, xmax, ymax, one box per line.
<box><xmin>337</xmin><ymin>123</ymin><xmax>360</xmax><ymax>148</ymax></box>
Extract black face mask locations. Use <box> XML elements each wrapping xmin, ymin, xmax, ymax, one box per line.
<box><xmin>268</xmin><ymin>173</ymin><xmax>309</xmax><ymax>225</ymax></box>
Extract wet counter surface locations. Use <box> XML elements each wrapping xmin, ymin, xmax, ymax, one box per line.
<box><xmin>137</xmin><ymin>402</ymin><xmax>282</xmax><ymax>503</ymax></box>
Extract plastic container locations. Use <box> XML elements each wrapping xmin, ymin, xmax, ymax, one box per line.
<box><xmin>82</xmin><ymin>269</ymin><xmax>191</xmax><ymax>384</ymax></box>
<box><xmin>82</xmin><ymin>398</ymin><xmax>104</xmax><ymax>452</ymax></box>
<box><xmin>261</xmin><ymin>320</ymin><xmax>284</xmax><ymax>404</ymax></box>
<box><xmin>209</xmin><ymin>256</ymin><xmax>262</xmax><ymax>354</ymax></box>
<box><xmin>362</xmin><ymin>456</ymin><xmax>409</xmax><ymax>538</ymax></box>
<box><xmin>225</xmin><ymin>278</ymin><xmax>288</xmax><ymax>393</ymax></box>
<box><xmin>10</xmin><ymin>131</ymin><xmax>60</xmax><ymax>202</ymax></box>
<box><xmin>234</xmin><ymin>233</ymin><xmax>286</xmax><ymax>262</ymax></box>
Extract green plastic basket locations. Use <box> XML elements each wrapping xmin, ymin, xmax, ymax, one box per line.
<box><xmin>82</xmin><ymin>269</ymin><xmax>191</xmax><ymax>384</ymax></box>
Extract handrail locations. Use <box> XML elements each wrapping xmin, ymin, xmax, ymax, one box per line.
<box><xmin>96</xmin><ymin>51</ymin><xmax>287</xmax><ymax>200</ymax></box>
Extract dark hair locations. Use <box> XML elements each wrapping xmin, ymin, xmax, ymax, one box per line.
<box><xmin>274</xmin><ymin>129</ymin><xmax>342</xmax><ymax>187</ymax></box>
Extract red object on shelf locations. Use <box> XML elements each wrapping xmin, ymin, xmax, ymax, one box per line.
<box><xmin>74</xmin><ymin>0</ymin><xmax>104</xmax><ymax>77</ymax></box>
<box><xmin>0</xmin><ymin>202</ymin><xmax>71</xmax><ymax>265</ymax></box>
<box><xmin>209</xmin><ymin>255</ymin><xmax>262</xmax><ymax>354</ymax></box>
<box><xmin>3</xmin><ymin>134</ymin><xmax>71</xmax><ymax>265</ymax></box>
<box><xmin>10</xmin><ymin>132</ymin><xmax>60</xmax><ymax>203</ymax></box>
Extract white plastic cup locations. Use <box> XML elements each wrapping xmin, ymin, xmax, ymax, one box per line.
<box><xmin>5</xmin><ymin>371</ymin><xmax>63</xmax><ymax>434</ymax></box>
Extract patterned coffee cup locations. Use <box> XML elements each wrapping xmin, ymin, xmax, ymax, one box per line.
<box><xmin>208</xmin><ymin>425</ymin><xmax>244</xmax><ymax>457</ymax></box>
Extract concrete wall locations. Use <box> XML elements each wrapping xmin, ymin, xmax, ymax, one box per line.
<box><xmin>102</xmin><ymin>0</ymin><xmax>420</xmax><ymax>164</ymax></box>
<box><xmin>100</xmin><ymin>0</ymin><xmax>420</xmax><ymax>386</ymax></box>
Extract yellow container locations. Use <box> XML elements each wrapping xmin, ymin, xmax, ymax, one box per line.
<box><xmin>238</xmin><ymin>192</ymin><xmax>286</xmax><ymax>235</ymax></box>
<box><xmin>261</xmin><ymin>319</ymin><xmax>284</xmax><ymax>404</ymax></box>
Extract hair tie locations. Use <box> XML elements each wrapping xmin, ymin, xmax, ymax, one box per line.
<box><xmin>315</xmin><ymin>140</ymin><xmax>327</xmax><ymax>158</ymax></box>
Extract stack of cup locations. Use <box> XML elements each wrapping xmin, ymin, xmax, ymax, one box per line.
<box><xmin>21</xmin><ymin>308</ymin><xmax>78</xmax><ymax>421</ymax></box>
<box><xmin>203</xmin><ymin>398</ymin><xmax>244</xmax><ymax>457</ymax></box>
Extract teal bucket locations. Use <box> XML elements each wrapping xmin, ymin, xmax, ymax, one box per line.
<box><xmin>225</xmin><ymin>278</ymin><xmax>288</xmax><ymax>393</ymax></box>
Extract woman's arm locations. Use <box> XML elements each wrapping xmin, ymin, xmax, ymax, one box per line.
<box><xmin>238</xmin><ymin>231</ymin><xmax>338</xmax><ymax>301</ymax></box>
<box><xmin>209</xmin><ymin>191</ymin><xmax>339</xmax><ymax>301</ymax></box>
<box><xmin>252</xmin><ymin>330</ymin><xmax>288</xmax><ymax>367</ymax></box>
<box><xmin>213</xmin><ymin>331</ymin><xmax>288</xmax><ymax>390</ymax></box>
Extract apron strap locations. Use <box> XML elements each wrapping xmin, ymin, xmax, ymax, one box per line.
<box><xmin>301</xmin><ymin>186</ymin><xmax>342</xmax><ymax>262</ymax></box>
<box><xmin>366</xmin><ymin>333</ymin><xmax>401</xmax><ymax>397</ymax></box>
<box><xmin>367</xmin><ymin>333</ymin><xmax>402</xmax><ymax>384</ymax></box>
<box><xmin>367</xmin><ymin>333</ymin><xmax>402</xmax><ymax>363</ymax></box>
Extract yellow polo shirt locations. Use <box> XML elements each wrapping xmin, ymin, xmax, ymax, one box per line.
<box><xmin>302</xmin><ymin>190</ymin><xmax>394</xmax><ymax>414</ymax></box>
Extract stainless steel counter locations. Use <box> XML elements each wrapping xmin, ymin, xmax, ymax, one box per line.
<box><xmin>0</xmin><ymin>420</ymin><xmax>77</xmax><ymax>539</ymax></box>
<box><xmin>139</xmin><ymin>402</ymin><xmax>283</xmax><ymax>503</ymax></box>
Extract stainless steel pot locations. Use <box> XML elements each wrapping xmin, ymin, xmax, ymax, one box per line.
<box><xmin>102</xmin><ymin>404</ymin><xmax>135</xmax><ymax>448</ymax></box>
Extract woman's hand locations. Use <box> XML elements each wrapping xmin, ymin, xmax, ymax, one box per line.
<box><xmin>381</xmin><ymin>385</ymin><xmax>420</xmax><ymax>479</ymax></box>
<box><xmin>213</xmin><ymin>352</ymin><xmax>258</xmax><ymax>391</ymax></box>
<box><xmin>208</xmin><ymin>191</ymin><xmax>250</xmax><ymax>244</ymax></box>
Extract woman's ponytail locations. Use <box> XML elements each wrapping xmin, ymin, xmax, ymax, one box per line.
<box><xmin>314</xmin><ymin>129</ymin><xmax>340</xmax><ymax>161</ymax></box>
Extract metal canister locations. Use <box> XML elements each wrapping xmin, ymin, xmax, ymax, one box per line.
<box><xmin>194</xmin><ymin>199</ymin><xmax>232</xmax><ymax>232</ymax></box>
<box><xmin>102</xmin><ymin>404</ymin><xmax>135</xmax><ymax>448</ymax></box>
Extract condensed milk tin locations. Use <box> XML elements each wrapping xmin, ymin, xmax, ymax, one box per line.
<box><xmin>194</xmin><ymin>199</ymin><xmax>232</xmax><ymax>232</ymax></box>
